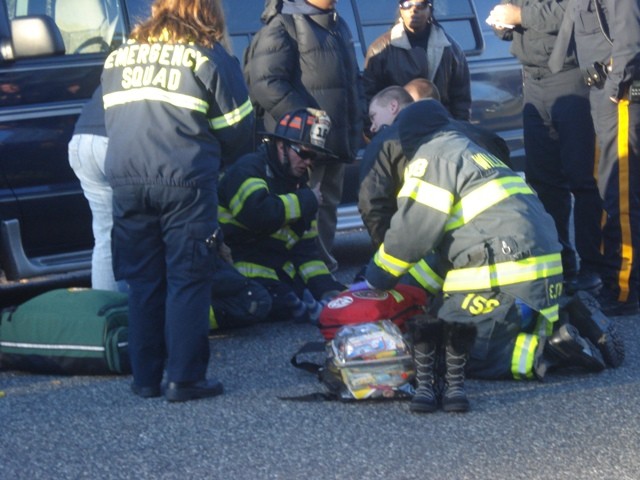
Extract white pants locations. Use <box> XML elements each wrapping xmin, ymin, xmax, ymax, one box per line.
<box><xmin>68</xmin><ymin>133</ymin><xmax>126</xmax><ymax>292</ymax></box>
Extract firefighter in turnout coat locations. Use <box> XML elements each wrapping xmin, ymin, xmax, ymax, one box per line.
<box><xmin>363</xmin><ymin>100</ymin><xmax>606</xmax><ymax>413</ymax></box>
<box><xmin>218</xmin><ymin>109</ymin><xmax>345</xmax><ymax>323</ymax></box>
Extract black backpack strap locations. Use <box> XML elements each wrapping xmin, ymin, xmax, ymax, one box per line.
<box><xmin>280</xmin><ymin>341</ymin><xmax>345</xmax><ymax>401</ymax></box>
<box><xmin>290</xmin><ymin>341</ymin><xmax>325</xmax><ymax>374</ymax></box>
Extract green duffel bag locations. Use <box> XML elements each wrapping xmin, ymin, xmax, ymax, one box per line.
<box><xmin>0</xmin><ymin>288</ymin><xmax>130</xmax><ymax>375</ymax></box>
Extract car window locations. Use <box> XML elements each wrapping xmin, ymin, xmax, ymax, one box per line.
<box><xmin>6</xmin><ymin>0</ymin><xmax>126</xmax><ymax>55</ymax></box>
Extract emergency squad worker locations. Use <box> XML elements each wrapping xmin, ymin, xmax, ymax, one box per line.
<box><xmin>101</xmin><ymin>0</ymin><xmax>254</xmax><ymax>402</ymax></box>
<box><xmin>218</xmin><ymin>109</ymin><xmax>345</xmax><ymax>324</ymax></box>
<box><xmin>363</xmin><ymin>100</ymin><xmax>588</xmax><ymax>413</ymax></box>
<box><xmin>549</xmin><ymin>0</ymin><xmax>640</xmax><ymax>316</ymax></box>
<box><xmin>489</xmin><ymin>0</ymin><xmax>604</xmax><ymax>296</ymax></box>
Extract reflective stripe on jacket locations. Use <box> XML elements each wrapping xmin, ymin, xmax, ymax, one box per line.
<box><xmin>102</xmin><ymin>40</ymin><xmax>254</xmax><ymax>189</ymax></box>
<box><xmin>366</xmin><ymin>100</ymin><xmax>563</xmax><ymax>319</ymax></box>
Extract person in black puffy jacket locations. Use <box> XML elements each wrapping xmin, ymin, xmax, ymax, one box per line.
<box><xmin>244</xmin><ymin>0</ymin><xmax>365</xmax><ymax>273</ymax></box>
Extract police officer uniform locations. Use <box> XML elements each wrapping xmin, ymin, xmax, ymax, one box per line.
<box><xmin>102</xmin><ymin>39</ymin><xmax>254</xmax><ymax>395</ymax></box>
<box><xmin>550</xmin><ymin>0</ymin><xmax>640</xmax><ymax>315</ymax></box>
<box><xmin>493</xmin><ymin>0</ymin><xmax>603</xmax><ymax>292</ymax></box>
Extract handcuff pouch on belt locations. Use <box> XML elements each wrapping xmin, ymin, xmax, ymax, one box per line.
<box><xmin>582</xmin><ymin>62</ymin><xmax>607</xmax><ymax>88</ymax></box>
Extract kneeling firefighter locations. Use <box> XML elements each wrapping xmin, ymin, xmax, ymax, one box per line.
<box><xmin>406</xmin><ymin>288</ymin><xmax>623</xmax><ymax>413</ymax></box>
<box><xmin>218</xmin><ymin>108</ymin><xmax>346</xmax><ymax>324</ymax></box>
<box><xmin>362</xmin><ymin>100</ymin><xmax>620</xmax><ymax>413</ymax></box>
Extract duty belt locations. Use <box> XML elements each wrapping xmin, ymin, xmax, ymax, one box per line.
<box><xmin>582</xmin><ymin>62</ymin><xmax>608</xmax><ymax>88</ymax></box>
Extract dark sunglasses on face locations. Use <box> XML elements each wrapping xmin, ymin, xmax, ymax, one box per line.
<box><xmin>288</xmin><ymin>143</ymin><xmax>317</xmax><ymax>160</ymax></box>
<box><xmin>399</xmin><ymin>1</ymin><xmax>429</xmax><ymax>10</ymax></box>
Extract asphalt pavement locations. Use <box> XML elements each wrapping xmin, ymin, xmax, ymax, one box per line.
<box><xmin>1</xmin><ymin>229</ymin><xmax>640</xmax><ymax>479</ymax></box>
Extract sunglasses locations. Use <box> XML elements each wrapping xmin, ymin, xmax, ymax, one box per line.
<box><xmin>399</xmin><ymin>1</ymin><xmax>430</xmax><ymax>10</ymax></box>
<box><xmin>288</xmin><ymin>143</ymin><xmax>317</xmax><ymax>160</ymax></box>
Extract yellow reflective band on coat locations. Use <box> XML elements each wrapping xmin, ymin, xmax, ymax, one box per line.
<box><xmin>278</xmin><ymin>193</ymin><xmax>301</xmax><ymax>221</ymax></box>
<box><xmin>299</xmin><ymin>260</ymin><xmax>331</xmax><ymax>282</ymax></box>
<box><xmin>234</xmin><ymin>262</ymin><xmax>278</xmax><ymax>281</ymax></box>
<box><xmin>408</xmin><ymin>259</ymin><xmax>444</xmax><ymax>295</ymax></box>
<box><xmin>511</xmin><ymin>332</ymin><xmax>538</xmax><ymax>380</ymax></box>
<box><xmin>445</xmin><ymin>176</ymin><xmax>535</xmax><ymax>231</ymax></box>
<box><xmin>397</xmin><ymin>176</ymin><xmax>454</xmax><ymax>215</ymax></box>
<box><xmin>271</xmin><ymin>226</ymin><xmax>299</xmax><ymax>249</ymax></box>
<box><xmin>443</xmin><ymin>253</ymin><xmax>562</xmax><ymax>292</ymax></box>
<box><xmin>229</xmin><ymin>177</ymin><xmax>267</xmax><ymax>216</ymax></box>
<box><xmin>104</xmin><ymin>87</ymin><xmax>209</xmax><ymax>113</ymax></box>
<box><xmin>537</xmin><ymin>305</ymin><xmax>559</xmax><ymax>336</ymax></box>
<box><xmin>209</xmin><ymin>98</ymin><xmax>253</xmax><ymax>130</ymax></box>
<box><xmin>374</xmin><ymin>244</ymin><xmax>414</xmax><ymax>278</ymax></box>
<box><xmin>470</xmin><ymin>151</ymin><xmax>508</xmax><ymax>170</ymax></box>
<box><xmin>301</xmin><ymin>220</ymin><xmax>318</xmax><ymax>240</ymax></box>
<box><xmin>209</xmin><ymin>306</ymin><xmax>218</xmax><ymax>330</ymax></box>
<box><xmin>217</xmin><ymin>207</ymin><xmax>245</xmax><ymax>228</ymax></box>
<box><xmin>283</xmin><ymin>261</ymin><xmax>296</xmax><ymax>279</ymax></box>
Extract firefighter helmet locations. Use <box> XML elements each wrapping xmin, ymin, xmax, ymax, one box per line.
<box><xmin>263</xmin><ymin>108</ymin><xmax>338</xmax><ymax>159</ymax></box>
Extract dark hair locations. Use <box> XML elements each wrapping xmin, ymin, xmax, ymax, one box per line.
<box><xmin>131</xmin><ymin>0</ymin><xmax>229</xmax><ymax>50</ymax></box>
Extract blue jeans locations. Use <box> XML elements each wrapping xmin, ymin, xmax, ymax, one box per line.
<box><xmin>68</xmin><ymin>133</ymin><xmax>126</xmax><ymax>292</ymax></box>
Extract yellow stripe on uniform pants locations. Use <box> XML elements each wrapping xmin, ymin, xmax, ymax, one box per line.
<box><xmin>617</xmin><ymin>99</ymin><xmax>633</xmax><ymax>301</ymax></box>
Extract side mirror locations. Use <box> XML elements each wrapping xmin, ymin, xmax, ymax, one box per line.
<box><xmin>10</xmin><ymin>15</ymin><xmax>66</xmax><ymax>59</ymax></box>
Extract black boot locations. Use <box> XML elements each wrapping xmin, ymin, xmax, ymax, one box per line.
<box><xmin>442</xmin><ymin>323</ymin><xmax>476</xmax><ymax>413</ymax></box>
<box><xmin>544</xmin><ymin>324</ymin><xmax>606</xmax><ymax>372</ymax></box>
<box><xmin>408</xmin><ymin>317</ymin><xmax>441</xmax><ymax>413</ymax></box>
<box><xmin>565</xmin><ymin>290</ymin><xmax>625</xmax><ymax>368</ymax></box>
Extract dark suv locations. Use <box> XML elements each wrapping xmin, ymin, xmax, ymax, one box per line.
<box><xmin>0</xmin><ymin>0</ymin><xmax>523</xmax><ymax>305</ymax></box>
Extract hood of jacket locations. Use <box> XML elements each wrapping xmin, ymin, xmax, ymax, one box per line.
<box><xmin>261</xmin><ymin>0</ymin><xmax>282</xmax><ymax>23</ymax></box>
<box><xmin>282</xmin><ymin>0</ymin><xmax>334</xmax><ymax>15</ymax></box>
<box><xmin>262</xmin><ymin>0</ymin><xmax>333</xmax><ymax>22</ymax></box>
<box><xmin>261</xmin><ymin>0</ymin><xmax>336</xmax><ymax>25</ymax></box>
<box><xmin>397</xmin><ymin>99</ymin><xmax>452</xmax><ymax>159</ymax></box>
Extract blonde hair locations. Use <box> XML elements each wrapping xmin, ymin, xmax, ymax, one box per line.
<box><xmin>404</xmin><ymin>77</ymin><xmax>441</xmax><ymax>102</ymax></box>
<box><xmin>371</xmin><ymin>85</ymin><xmax>414</xmax><ymax>109</ymax></box>
<box><xmin>131</xmin><ymin>0</ymin><xmax>230</xmax><ymax>50</ymax></box>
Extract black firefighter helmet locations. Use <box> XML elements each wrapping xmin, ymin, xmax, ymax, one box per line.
<box><xmin>262</xmin><ymin>108</ymin><xmax>339</xmax><ymax>160</ymax></box>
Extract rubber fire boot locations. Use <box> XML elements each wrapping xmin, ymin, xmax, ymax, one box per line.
<box><xmin>543</xmin><ymin>324</ymin><xmax>606</xmax><ymax>372</ymax></box>
<box><xmin>408</xmin><ymin>318</ymin><xmax>442</xmax><ymax>413</ymax></box>
<box><xmin>441</xmin><ymin>323</ymin><xmax>476</xmax><ymax>413</ymax></box>
<box><xmin>565</xmin><ymin>290</ymin><xmax>625</xmax><ymax>368</ymax></box>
